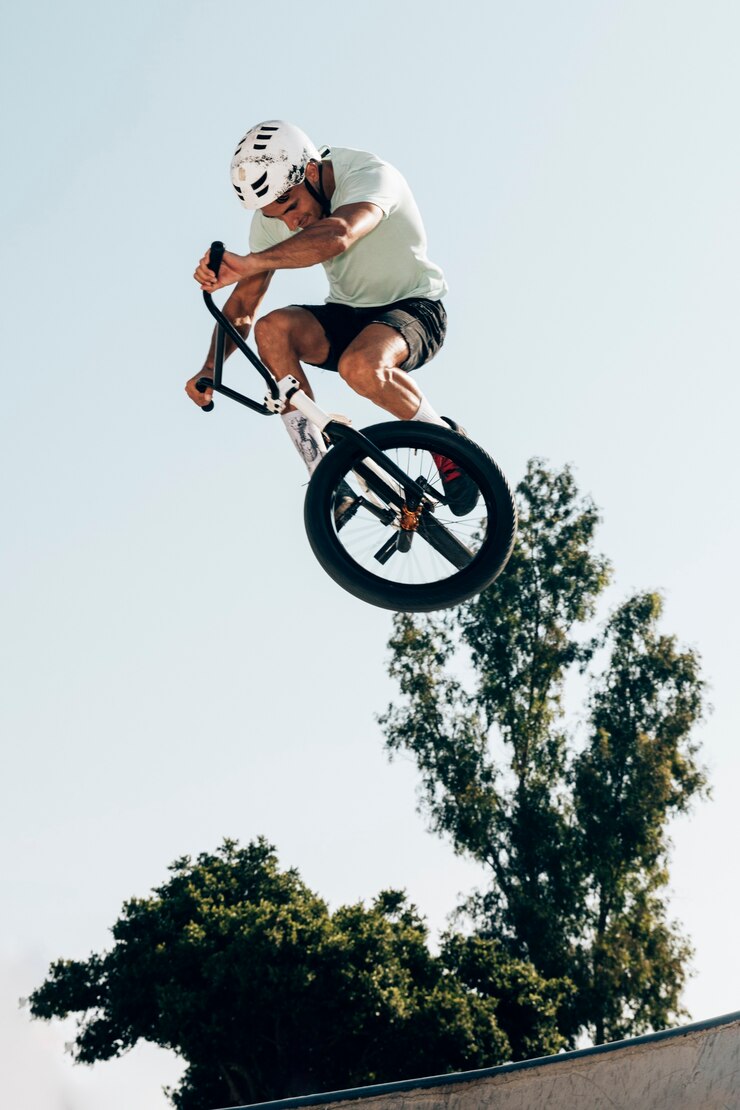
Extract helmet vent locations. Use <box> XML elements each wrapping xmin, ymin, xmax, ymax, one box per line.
<box><xmin>250</xmin><ymin>170</ymin><xmax>269</xmax><ymax>198</ymax></box>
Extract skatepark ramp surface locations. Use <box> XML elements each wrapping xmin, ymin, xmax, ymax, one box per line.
<box><xmin>218</xmin><ymin>1010</ymin><xmax>740</xmax><ymax>1110</ymax></box>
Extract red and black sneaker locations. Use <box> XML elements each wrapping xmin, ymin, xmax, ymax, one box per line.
<box><xmin>432</xmin><ymin>418</ymin><xmax>480</xmax><ymax>516</ymax></box>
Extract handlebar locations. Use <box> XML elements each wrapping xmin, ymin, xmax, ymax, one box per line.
<box><xmin>196</xmin><ymin>243</ymin><xmax>225</xmax><ymax>411</ymax></box>
<box><xmin>196</xmin><ymin>241</ymin><xmax>280</xmax><ymax>417</ymax></box>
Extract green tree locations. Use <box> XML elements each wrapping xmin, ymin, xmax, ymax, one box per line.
<box><xmin>380</xmin><ymin>460</ymin><xmax>707</xmax><ymax>1046</ymax></box>
<box><xmin>29</xmin><ymin>838</ymin><xmax>569</xmax><ymax>1109</ymax></box>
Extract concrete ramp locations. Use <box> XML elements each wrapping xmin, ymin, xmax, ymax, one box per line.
<box><xmin>225</xmin><ymin>1010</ymin><xmax>740</xmax><ymax>1110</ymax></box>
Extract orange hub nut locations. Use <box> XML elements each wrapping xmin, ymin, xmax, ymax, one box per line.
<box><xmin>400</xmin><ymin>505</ymin><xmax>422</xmax><ymax>531</ymax></box>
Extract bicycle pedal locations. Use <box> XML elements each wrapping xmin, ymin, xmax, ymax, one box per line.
<box><xmin>335</xmin><ymin>496</ymin><xmax>362</xmax><ymax>532</ymax></box>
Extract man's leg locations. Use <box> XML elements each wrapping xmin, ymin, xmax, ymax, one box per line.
<box><xmin>338</xmin><ymin>323</ymin><xmax>478</xmax><ymax>517</ymax></box>
<box><xmin>336</xmin><ymin>323</ymin><xmax>446</xmax><ymax>424</ymax></box>
<box><xmin>253</xmin><ymin>307</ymin><xmax>331</xmax><ymax>475</ymax></box>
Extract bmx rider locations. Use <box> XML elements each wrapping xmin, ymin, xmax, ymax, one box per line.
<box><xmin>187</xmin><ymin>120</ymin><xmax>477</xmax><ymax>523</ymax></box>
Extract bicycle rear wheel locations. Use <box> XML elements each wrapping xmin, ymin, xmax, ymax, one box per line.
<box><xmin>304</xmin><ymin>421</ymin><xmax>517</xmax><ymax>612</ymax></box>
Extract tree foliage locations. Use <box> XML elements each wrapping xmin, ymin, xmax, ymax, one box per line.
<box><xmin>29</xmin><ymin>838</ymin><xmax>569</xmax><ymax>1109</ymax></box>
<box><xmin>380</xmin><ymin>459</ymin><xmax>707</xmax><ymax>1045</ymax></box>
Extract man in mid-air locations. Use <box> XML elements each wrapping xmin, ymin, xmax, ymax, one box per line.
<box><xmin>186</xmin><ymin>120</ymin><xmax>476</xmax><ymax>521</ymax></box>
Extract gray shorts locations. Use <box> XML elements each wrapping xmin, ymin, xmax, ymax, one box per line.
<box><xmin>296</xmin><ymin>297</ymin><xmax>447</xmax><ymax>372</ymax></box>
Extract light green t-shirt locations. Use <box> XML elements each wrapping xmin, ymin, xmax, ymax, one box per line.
<box><xmin>248</xmin><ymin>146</ymin><xmax>448</xmax><ymax>308</ymax></box>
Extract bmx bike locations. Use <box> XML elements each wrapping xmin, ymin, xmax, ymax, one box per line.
<box><xmin>196</xmin><ymin>243</ymin><xmax>517</xmax><ymax>613</ymax></box>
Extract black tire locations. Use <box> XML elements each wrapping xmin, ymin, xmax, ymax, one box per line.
<box><xmin>303</xmin><ymin>421</ymin><xmax>517</xmax><ymax>612</ymax></box>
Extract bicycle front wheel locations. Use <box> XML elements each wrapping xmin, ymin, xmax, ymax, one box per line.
<box><xmin>304</xmin><ymin>421</ymin><xmax>517</xmax><ymax>612</ymax></box>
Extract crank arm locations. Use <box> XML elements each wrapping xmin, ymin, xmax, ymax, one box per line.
<box><xmin>417</xmin><ymin>513</ymin><xmax>475</xmax><ymax>570</ymax></box>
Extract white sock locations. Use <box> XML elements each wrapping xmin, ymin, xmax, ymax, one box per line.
<box><xmin>281</xmin><ymin>411</ymin><xmax>327</xmax><ymax>475</ymax></box>
<box><xmin>410</xmin><ymin>394</ymin><xmax>447</xmax><ymax>427</ymax></box>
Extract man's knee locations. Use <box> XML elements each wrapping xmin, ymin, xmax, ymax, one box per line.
<box><xmin>253</xmin><ymin>309</ymin><xmax>295</xmax><ymax>356</ymax></box>
<box><xmin>254</xmin><ymin>308</ymin><xmax>328</xmax><ymax>368</ymax></box>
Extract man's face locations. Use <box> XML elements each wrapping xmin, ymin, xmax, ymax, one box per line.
<box><xmin>260</xmin><ymin>161</ymin><xmax>323</xmax><ymax>230</ymax></box>
<box><xmin>261</xmin><ymin>179</ymin><xmax>323</xmax><ymax>231</ymax></box>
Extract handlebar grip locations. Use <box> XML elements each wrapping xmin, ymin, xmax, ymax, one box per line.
<box><xmin>196</xmin><ymin>377</ymin><xmax>214</xmax><ymax>413</ymax></box>
<box><xmin>208</xmin><ymin>241</ymin><xmax>225</xmax><ymax>278</ymax></box>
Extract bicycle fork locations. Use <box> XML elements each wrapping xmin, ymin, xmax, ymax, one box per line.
<box><xmin>270</xmin><ymin>376</ymin><xmax>435</xmax><ymax>510</ymax></box>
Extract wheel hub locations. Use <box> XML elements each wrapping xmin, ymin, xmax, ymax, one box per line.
<box><xmin>400</xmin><ymin>504</ymin><xmax>423</xmax><ymax>531</ymax></box>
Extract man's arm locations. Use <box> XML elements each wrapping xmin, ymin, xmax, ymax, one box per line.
<box><xmin>194</xmin><ymin>203</ymin><xmax>383</xmax><ymax>292</ymax></box>
<box><xmin>185</xmin><ymin>268</ymin><xmax>273</xmax><ymax>407</ymax></box>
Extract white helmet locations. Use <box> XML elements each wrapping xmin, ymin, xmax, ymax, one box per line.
<box><xmin>230</xmin><ymin>120</ymin><xmax>321</xmax><ymax>210</ymax></box>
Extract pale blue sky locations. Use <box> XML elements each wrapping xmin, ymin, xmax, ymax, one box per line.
<box><xmin>2</xmin><ymin>2</ymin><xmax>739</xmax><ymax>1106</ymax></box>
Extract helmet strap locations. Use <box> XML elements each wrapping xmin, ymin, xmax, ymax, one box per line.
<box><xmin>304</xmin><ymin>162</ymin><xmax>331</xmax><ymax>217</ymax></box>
